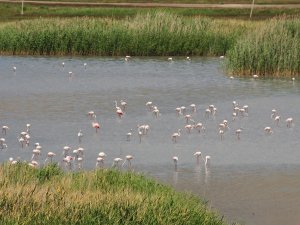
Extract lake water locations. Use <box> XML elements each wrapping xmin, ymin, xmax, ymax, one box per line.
<box><xmin>0</xmin><ymin>56</ymin><xmax>299</xmax><ymax>225</ymax></box>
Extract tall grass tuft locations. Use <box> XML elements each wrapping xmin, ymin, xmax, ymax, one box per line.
<box><xmin>226</xmin><ymin>16</ymin><xmax>300</xmax><ymax>77</ymax></box>
<box><xmin>0</xmin><ymin>162</ymin><xmax>227</xmax><ymax>225</ymax></box>
<box><xmin>0</xmin><ymin>12</ymin><xmax>245</xmax><ymax>56</ymax></box>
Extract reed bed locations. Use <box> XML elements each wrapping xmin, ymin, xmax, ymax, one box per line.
<box><xmin>0</xmin><ymin>163</ymin><xmax>226</xmax><ymax>225</ymax></box>
<box><xmin>0</xmin><ymin>12</ymin><xmax>247</xmax><ymax>56</ymax></box>
<box><xmin>226</xmin><ymin>16</ymin><xmax>300</xmax><ymax>77</ymax></box>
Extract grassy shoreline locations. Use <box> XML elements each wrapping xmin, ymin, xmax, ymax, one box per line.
<box><xmin>0</xmin><ymin>11</ymin><xmax>299</xmax><ymax>77</ymax></box>
<box><xmin>0</xmin><ymin>163</ymin><xmax>227</xmax><ymax>224</ymax></box>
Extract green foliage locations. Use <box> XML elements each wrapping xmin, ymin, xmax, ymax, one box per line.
<box><xmin>0</xmin><ymin>163</ymin><xmax>227</xmax><ymax>225</ymax></box>
<box><xmin>0</xmin><ymin>12</ymin><xmax>245</xmax><ymax>56</ymax></box>
<box><xmin>226</xmin><ymin>16</ymin><xmax>300</xmax><ymax>77</ymax></box>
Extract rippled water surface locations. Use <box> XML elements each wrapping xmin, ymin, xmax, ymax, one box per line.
<box><xmin>0</xmin><ymin>56</ymin><xmax>299</xmax><ymax>225</ymax></box>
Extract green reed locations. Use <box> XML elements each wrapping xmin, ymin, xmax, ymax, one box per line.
<box><xmin>0</xmin><ymin>12</ymin><xmax>246</xmax><ymax>56</ymax></box>
<box><xmin>226</xmin><ymin>16</ymin><xmax>300</xmax><ymax>77</ymax></box>
<box><xmin>0</xmin><ymin>163</ymin><xmax>227</xmax><ymax>225</ymax></box>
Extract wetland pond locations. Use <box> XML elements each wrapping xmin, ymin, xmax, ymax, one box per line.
<box><xmin>0</xmin><ymin>56</ymin><xmax>299</xmax><ymax>225</ymax></box>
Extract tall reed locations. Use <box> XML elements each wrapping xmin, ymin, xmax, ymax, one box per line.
<box><xmin>0</xmin><ymin>12</ymin><xmax>245</xmax><ymax>56</ymax></box>
<box><xmin>0</xmin><ymin>163</ymin><xmax>227</xmax><ymax>225</ymax></box>
<box><xmin>226</xmin><ymin>16</ymin><xmax>300</xmax><ymax>77</ymax></box>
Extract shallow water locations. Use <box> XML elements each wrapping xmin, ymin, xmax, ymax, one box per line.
<box><xmin>0</xmin><ymin>56</ymin><xmax>299</xmax><ymax>225</ymax></box>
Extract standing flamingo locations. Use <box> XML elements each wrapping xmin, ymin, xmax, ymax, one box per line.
<box><xmin>2</xmin><ymin>126</ymin><xmax>9</xmax><ymax>135</ymax></box>
<box><xmin>63</xmin><ymin>146</ymin><xmax>71</xmax><ymax>157</ymax></box>
<box><xmin>126</xmin><ymin>129</ymin><xmax>133</xmax><ymax>141</ymax></box>
<box><xmin>120</xmin><ymin>100</ymin><xmax>127</xmax><ymax>112</ymax></box>
<box><xmin>122</xmin><ymin>155</ymin><xmax>134</xmax><ymax>168</ymax></box>
<box><xmin>172</xmin><ymin>129</ymin><xmax>181</xmax><ymax>143</ymax></box>
<box><xmin>92</xmin><ymin>121</ymin><xmax>100</xmax><ymax>133</ymax></box>
<box><xmin>173</xmin><ymin>156</ymin><xmax>178</xmax><ymax>171</ymax></box>
<box><xmin>78</xmin><ymin>130</ymin><xmax>83</xmax><ymax>143</ymax></box>
<box><xmin>112</xmin><ymin>158</ymin><xmax>123</xmax><ymax>168</ymax></box>
<box><xmin>264</xmin><ymin>126</ymin><xmax>273</xmax><ymax>135</ymax></box>
<box><xmin>236</xmin><ymin>129</ymin><xmax>242</xmax><ymax>140</ymax></box>
<box><xmin>96</xmin><ymin>157</ymin><xmax>104</xmax><ymax>168</ymax></box>
<box><xmin>194</xmin><ymin>152</ymin><xmax>203</xmax><ymax>164</ymax></box>
<box><xmin>45</xmin><ymin>152</ymin><xmax>56</xmax><ymax>164</ymax></box>
<box><xmin>286</xmin><ymin>117</ymin><xmax>293</xmax><ymax>128</ymax></box>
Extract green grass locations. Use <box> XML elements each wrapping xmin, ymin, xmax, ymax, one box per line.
<box><xmin>1</xmin><ymin>2</ymin><xmax>300</xmax><ymax>22</ymax></box>
<box><xmin>0</xmin><ymin>163</ymin><xmax>227</xmax><ymax>225</ymax></box>
<box><xmin>226</xmin><ymin>16</ymin><xmax>300</xmax><ymax>77</ymax></box>
<box><xmin>0</xmin><ymin>12</ymin><xmax>248</xmax><ymax>56</ymax></box>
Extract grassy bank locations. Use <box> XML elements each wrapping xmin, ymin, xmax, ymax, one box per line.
<box><xmin>0</xmin><ymin>163</ymin><xmax>226</xmax><ymax>224</ymax></box>
<box><xmin>1</xmin><ymin>2</ymin><xmax>300</xmax><ymax>22</ymax></box>
<box><xmin>0</xmin><ymin>11</ymin><xmax>299</xmax><ymax>76</ymax></box>
<box><xmin>0</xmin><ymin>12</ymin><xmax>249</xmax><ymax>56</ymax></box>
<box><xmin>226</xmin><ymin>16</ymin><xmax>300</xmax><ymax>77</ymax></box>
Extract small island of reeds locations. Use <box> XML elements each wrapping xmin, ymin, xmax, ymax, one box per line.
<box><xmin>0</xmin><ymin>163</ymin><xmax>227</xmax><ymax>225</ymax></box>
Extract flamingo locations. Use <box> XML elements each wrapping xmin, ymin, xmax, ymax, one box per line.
<box><xmin>18</xmin><ymin>137</ymin><xmax>26</xmax><ymax>148</ymax></box>
<box><xmin>185</xmin><ymin>114</ymin><xmax>192</xmax><ymax>124</ymax></box>
<box><xmin>45</xmin><ymin>152</ymin><xmax>56</xmax><ymax>164</ymax></box>
<box><xmin>205</xmin><ymin>156</ymin><xmax>211</xmax><ymax>167</ymax></box>
<box><xmin>190</xmin><ymin>104</ymin><xmax>196</xmax><ymax>113</ymax></box>
<box><xmin>126</xmin><ymin>129</ymin><xmax>133</xmax><ymax>141</ymax></box>
<box><xmin>2</xmin><ymin>126</ymin><xmax>9</xmax><ymax>135</ymax></box>
<box><xmin>96</xmin><ymin>157</ymin><xmax>104</xmax><ymax>168</ymax></box>
<box><xmin>146</xmin><ymin>101</ymin><xmax>153</xmax><ymax>111</ymax></box>
<box><xmin>219</xmin><ymin>129</ymin><xmax>224</xmax><ymax>140</ymax></box>
<box><xmin>253</xmin><ymin>74</ymin><xmax>259</xmax><ymax>79</ymax></box>
<box><xmin>175</xmin><ymin>107</ymin><xmax>182</xmax><ymax>116</ymax></box>
<box><xmin>264</xmin><ymin>126</ymin><xmax>273</xmax><ymax>135</ymax></box>
<box><xmin>0</xmin><ymin>138</ymin><xmax>7</xmax><ymax>150</ymax></box>
<box><xmin>112</xmin><ymin>158</ymin><xmax>123</xmax><ymax>168</ymax></box>
<box><xmin>125</xmin><ymin>55</ymin><xmax>131</xmax><ymax>61</ymax></box>
<box><xmin>31</xmin><ymin>149</ymin><xmax>41</xmax><ymax>161</ymax></box>
<box><xmin>84</xmin><ymin>63</ymin><xmax>87</xmax><ymax>69</ymax></box>
<box><xmin>77</xmin><ymin>157</ymin><xmax>83</xmax><ymax>170</ymax></box>
<box><xmin>172</xmin><ymin>129</ymin><xmax>181</xmax><ymax>143</ymax></box>
<box><xmin>28</xmin><ymin>160</ymin><xmax>39</xmax><ymax>168</ymax></box>
<box><xmin>98</xmin><ymin>152</ymin><xmax>107</xmax><ymax>158</ymax></box>
<box><xmin>138</xmin><ymin>130</ymin><xmax>143</xmax><ymax>143</ymax></box>
<box><xmin>12</xmin><ymin>66</ymin><xmax>17</xmax><ymax>73</ymax></box>
<box><xmin>78</xmin><ymin>130</ymin><xmax>83</xmax><ymax>143</ymax></box>
<box><xmin>185</xmin><ymin>124</ymin><xmax>194</xmax><ymax>134</ymax></box>
<box><xmin>116</xmin><ymin>108</ymin><xmax>124</xmax><ymax>118</ymax></box>
<box><xmin>62</xmin><ymin>62</ymin><xmax>65</xmax><ymax>67</ymax></box>
<box><xmin>236</xmin><ymin>128</ymin><xmax>242</xmax><ymax>140</ymax></box>
<box><xmin>26</xmin><ymin>124</ymin><xmax>31</xmax><ymax>133</ymax></box>
<box><xmin>92</xmin><ymin>122</ymin><xmax>100</xmax><ymax>133</ymax></box>
<box><xmin>120</xmin><ymin>100</ymin><xmax>127</xmax><ymax>112</ymax></box>
<box><xmin>180</xmin><ymin>106</ymin><xmax>186</xmax><ymax>115</ymax></box>
<box><xmin>152</xmin><ymin>106</ymin><xmax>160</xmax><ymax>118</ymax></box>
<box><xmin>274</xmin><ymin>116</ymin><xmax>280</xmax><ymax>126</ymax></box>
<box><xmin>195</xmin><ymin>122</ymin><xmax>205</xmax><ymax>133</ymax></box>
<box><xmin>87</xmin><ymin>111</ymin><xmax>95</xmax><ymax>118</ymax></box>
<box><xmin>286</xmin><ymin>117</ymin><xmax>293</xmax><ymax>128</ymax></box>
<box><xmin>173</xmin><ymin>156</ymin><xmax>178</xmax><ymax>171</ymax></box>
<box><xmin>186</xmin><ymin>56</ymin><xmax>191</xmax><ymax>61</ymax></box>
<box><xmin>63</xmin><ymin>156</ymin><xmax>74</xmax><ymax>170</ymax></box>
<box><xmin>68</xmin><ymin>71</ymin><xmax>73</xmax><ymax>77</ymax></box>
<box><xmin>63</xmin><ymin>146</ymin><xmax>71</xmax><ymax>157</ymax></box>
<box><xmin>122</xmin><ymin>155</ymin><xmax>134</xmax><ymax>168</ymax></box>
<box><xmin>194</xmin><ymin>152</ymin><xmax>203</xmax><ymax>164</ymax></box>
<box><xmin>168</xmin><ymin>57</ymin><xmax>173</xmax><ymax>61</ymax></box>
<box><xmin>271</xmin><ymin>109</ymin><xmax>277</xmax><ymax>119</ymax></box>
<box><xmin>232</xmin><ymin>112</ymin><xmax>237</xmax><ymax>121</ymax></box>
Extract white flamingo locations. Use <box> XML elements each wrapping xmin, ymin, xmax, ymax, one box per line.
<box><xmin>172</xmin><ymin>129</ymin><xmax>181</xmax><ymax>143</ymax></box>
<box><xmin>2</xmin><ymin>126</ymin><xmax>9</xmax><ymax>135</ymax></box>
<box><xmin>112</xmin><ymin>158</ymin><xmax>123</xmax><ymax>168</ymax></box>
<box><xmin>45</xmin><ymin>152</ymin><xmax>56</xmax><ymax>164</ymax></box>
<box><xmin>264</xmin><ymin>126</ymin><xmax>273</xmax><ymax>135</ymax></box>
<box><xmin>122</xmin><ymin>155</ymin><xmax>134</xmax><ymax>168</ymax></box>
<box><xmin>78</xmin><ymin>130</ymin><xmax>83</xmax><ymax>143</ymax></box>
<box><xmin>286</xmin><ymin>117</ymin><xmax>293</xmax><ymax>128</ymax></box>
<box><xmin>173</xmin><ymin>156</ymin><xmax>178</xmax><ymax>171</ymax></box>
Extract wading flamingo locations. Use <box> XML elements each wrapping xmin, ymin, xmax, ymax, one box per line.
<box><xmin>172</xmin><ymin>129</ymin><xmax>181</xmax><ymax>143</ymax></box>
